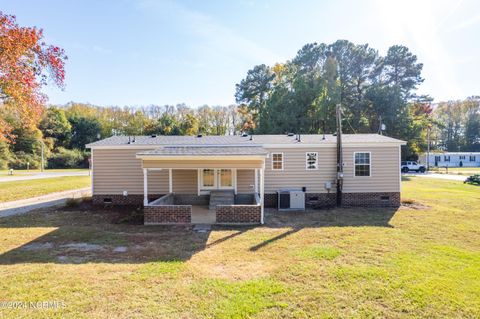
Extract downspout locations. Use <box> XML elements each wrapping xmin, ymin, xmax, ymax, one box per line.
<box><xmin>336</xmin><ymin>104</ymin><xmax>343</xmax><ymax>207</ymax></box>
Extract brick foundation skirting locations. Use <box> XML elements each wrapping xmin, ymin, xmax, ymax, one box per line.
<box><xmin>144</xmin><ymin>205</ymin><xmax>191</xmax><ymax>224</ymax></box>
<box><xmin>264</xmin><ymin>193</ymin><xmax>337</xmax><ymax>209</ymax></box>
<box><xmin>342</xmin><ymin>192</ymin><xmax>400</xmax><ymax>207</ymax></box>
<box><xmin>264</xmin><ymin>194</ymin><xmax>278</xmax><ymax>208</ymax></box>
<box><xmin>216</xmin><ymin>205</ymin><xmax>261</xmax><ymax>224</ymax></box>
<box><xmin>92</xmin><ymin>194</ymin><xmax>163</xmax><ymax>206</ymax></box>
<box><xmin>305</xmin><ymin>193</ymin><xmax>337</xmax><ymax>208</ymax></box>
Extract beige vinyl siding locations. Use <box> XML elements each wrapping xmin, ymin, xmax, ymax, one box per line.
<box><xmin>237</xmin><ymin>169</ymin><xmax>255</xmax><ymax>193</ymax></box>
<box><xmin>172</xmin><ymin>169</ymin><xmax>197</xmax><ymax>194</ymax></box>
<box><xmin>93</xmin><ymin>148</ymin><xmax>168</xmax><ymax>194</ymax></box>
<box><xmin>264</xmin><ymin>147</ymin><xmax>337</xmax><ymax>193</ymax></box>
<box><xmin>342</xmin><ymin>146</ymin><xmax>400</xmax><ymax>193</ymax></box>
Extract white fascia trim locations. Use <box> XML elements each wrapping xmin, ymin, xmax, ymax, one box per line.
<box><xmin>136</xmin><ymin>155</ymin><xmax>267</xmax><ymax>161</ymax></box>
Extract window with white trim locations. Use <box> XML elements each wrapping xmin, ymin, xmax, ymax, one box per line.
<box><xmin>272</xmin><ymin>153</ymin><xmax>283</xmax><ymax>170</ymax></box>
<box><xmin>306</xmin><ymin>152</ymin><xmax>318</xmax><ymax>170</ymax></box>
<box><xmin>354</xmin><ymin>152</ymin><xmax>371</xmax><ymax>177</ymax></box>
<box><xmin>444</xmin><ymin>155</ymin><xmax>450</xmax><ymax>162</ymax></box>
<box><xmin>460</xmin><ymin>155</ymin><xmax>466</xmax><ymax>160</ymax></box>
<box><xmin>470</xmin><ymin>155</ymin><xmax>476</xmax><ymax>162</ymax></box>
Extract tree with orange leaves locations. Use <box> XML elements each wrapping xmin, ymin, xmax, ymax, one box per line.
<box><xmin>0</xmin><ymin>12</ymin><xmax>66</xmax><ymax>142</ymax></box>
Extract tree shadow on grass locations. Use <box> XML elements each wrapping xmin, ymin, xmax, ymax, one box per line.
<box><xmin>0</xmin><ymin>203</ymin><xmax>399</xmax><ymax>264</ymax></box>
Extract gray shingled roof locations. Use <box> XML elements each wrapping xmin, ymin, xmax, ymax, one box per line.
<box><xmin>86</xmin><ymin>134</ymin><xmax>405</xmax><ymax>147</ymax></box>
<box><xmin>137</xmin><ymin>146</ymin><xmax>268</xmax><ymax>156</ymax></box>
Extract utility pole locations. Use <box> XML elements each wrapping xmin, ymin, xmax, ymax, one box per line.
<box><xmin>41</xmin><ymin>141</ymin><xmax>44</xmax><ymax>172</ymax></box>
<box><xmin>378</xmin><ymin>115</ymin><xmax>383</xmax><ymax>135</ymax></box>
<box><xmin>426</xmin><ymin>124</ymin><xmax>431</xmax><ymax>171</ymax></box>
<box><xmin>336</xmin><ymin>104</ymin><xmax>343</xmax><ymax>207</ymax></box>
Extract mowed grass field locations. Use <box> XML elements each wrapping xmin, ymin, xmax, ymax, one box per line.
<box><xmin>0</xmin><ymin>177</ymin><xmax>479</xmax><ymax>318</ymax></box>
<box><xmin>0</xmin><ymin>169</ymin><xmax>88</xmax><ymax>177</ymax></box>
<box><xmin>430</xmin><ymin>166</ymin><xmax>480</xmax><ymax>176</ymax></box>
<box><xmin>0</xmin><ymin>176</ymin><xmax>91</xmax><ymax>202</ymax></box>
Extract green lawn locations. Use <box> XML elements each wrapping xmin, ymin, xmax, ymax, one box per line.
<box><xmin>0</xmin><ymin>168</ymin><xmax>89</xmax><ymax>177</ymax></box>
<box><xmin>0</xmin><ymin>176</ymin><xmax>91</xmax><ymax>202</ymax></box>
<box><xmin>0</xmin><ymin>177</ymin><xmax>479</xmax><ymax>318</ymax></box>
<box><xmin>430</xmin><ymin>166</ymin><xmax>480</xmax><ymax>176</ymax></box>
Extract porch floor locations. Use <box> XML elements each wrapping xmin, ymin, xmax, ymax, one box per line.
<box><xmin>191</xmin><ymin>205</ymin><xmax>216</xmax><ymax>224</ymax></box>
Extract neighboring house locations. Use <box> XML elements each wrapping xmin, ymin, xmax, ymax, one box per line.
<box><xmin>86</xmin><ymin>134</ymin><xmax>406</xmax><ymax>225</ymax></box>
<box><xmin>420</xmin><ymin>152</ymin><xmax>480</xmax><ymax>168</ymax></box>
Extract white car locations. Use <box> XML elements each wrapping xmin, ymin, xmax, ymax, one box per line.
<box><xmin>401</xmin><ymin>161</ymin><xmax>426</xmax><ymax>173</ymax></box>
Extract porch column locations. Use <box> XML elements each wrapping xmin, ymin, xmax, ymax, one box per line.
<box><xmin>254</xmin><ymin>169</ymin><xmax>258</xmax><ymax>193</ymax></box>
<box><xmin>143</xmin><ymin>168</ymin><xmax>148</xmax><ymax>206</ymax></box>
<box><xmin>168</xmin><ymin>169</ymin><xmax>173</xmax><ymax>193</ymax></box>
<box><xmin>259</xmin><ymin>168</ymin><xmax>265</xmax><ymax>224</ymax></box>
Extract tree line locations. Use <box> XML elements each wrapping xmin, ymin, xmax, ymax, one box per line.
<box><xmin>431</xmin><ymin>97</ymin><xmax>480</xmax><ymax>152</ymax></box>
<box><xmin>0</xmin><ymin>103</ymin><xmax>251</xmax><ymax>169</ymax></box>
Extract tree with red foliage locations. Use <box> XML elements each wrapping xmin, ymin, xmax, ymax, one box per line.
<box><xmin>0</xmin><ymin>12</ymin><xmax>66</xmax><ymax>142</ymax></box>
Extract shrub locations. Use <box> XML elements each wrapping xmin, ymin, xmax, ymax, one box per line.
<box><xmin>9</xmin><ymin>152</ymin><xmax>42</xmax><ymax>169</ymax></box>
<box><xmin>48</xmin><ymin>147</ymin><xmax>89</xmax><ymax>169</ymax></box>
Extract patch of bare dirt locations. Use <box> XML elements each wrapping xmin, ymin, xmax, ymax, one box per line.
<box><xmin>401</xmin><ymin>199</ymin><xmax>429</xmax><ymax>210</ymax></box>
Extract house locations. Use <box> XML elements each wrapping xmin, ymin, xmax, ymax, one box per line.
<box><xmin>420</xmin><ymin>152</ymin><xmax>480</xmax><ymax>168</ymax></box>
<box><xmin>86</xmin><ymin>134</ymin><xmax>406</xmax><ymax>225</ymax></box>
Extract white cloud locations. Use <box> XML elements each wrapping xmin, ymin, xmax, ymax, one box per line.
<box><xmin>135</xmin><ymin>0</ymin><xmax>283</xmax><ymax>65</ymax></box>
<box><xmin>374</xmin><ymin>0</ymin><xmax>463</xmax><ymax>100</ymax></box>
<box><xmin>451</xmin><ymin>13</ymin><xmax>480</xmax><ymax>31</ymax></box>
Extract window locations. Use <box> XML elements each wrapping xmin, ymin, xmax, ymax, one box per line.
<box><xmin>306</xmin><ymin>152</ymin><xmax>318</xmax><ymax>170</ymax></box>
<box><xmin>202</xmin><ymin>169</ymin><xmax>215</xmax><ymax>187</ymax></box>
<box><xmin>354</xmin><ymin>152</ymin><xmax>371</xmax><ymax>177</ymax></box>
<box><xmin>444</xmin><ymin>155</ymin><xmax>450</xmax><ymax>162</ymax></box>
<box><xmin>272</xmin><ymin>153</ymin><xmax>283</xmax><ymax>170</ymax></box>
<box><xmin>460</xmin><ymin>155</ymin><xmax>466</xmax><ymax>160</ymax></box>
<box><xmin>219</xmin><ymin>169</ymin><xmax>232</xmax><ymax>187</ymax></box>
<box><xmin>434</xmin><ymin>156</ymin><xmax>441</xmax><ymax>162</ymax></box>
<box><xmin>470</xmin><ymin>156</ymin><xmax>476</xmax><ymax>162</ymax></box>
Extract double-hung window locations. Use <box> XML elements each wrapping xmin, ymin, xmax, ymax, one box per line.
<box><xmin>444</xmin><ymin>155</ymin><xmax>450</xmax><ymax>162</ymax></box>
<box><xmin>470</xmin><ymin>156</ymin><xmax>476</xmax><ymax>162</ymax></box>
<box><xmin>306</xmin><ymin>152</ymin><xmax>318</xmax><ymax>170</ymax></box>
<box><xmin>354</xmin><ymin>152</ymin><xmax>371</xmax><ymax>177</ymax></box>
<box><xmin>272</xmin><ymin>153</ymin><xmax>283</xmax><ymax>170</ymax></box>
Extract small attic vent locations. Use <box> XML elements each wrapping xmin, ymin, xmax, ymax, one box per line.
<box><xmin>241</xmin><ymin>132</ymin><xmax>248</xmax><ymax>137</ymax></box>
<box><xmin>151</xmin><ymin>134</ymin><xmax>157</xmax><ymax>138</ymax></box>
<box><xmin>197</xmin><ymin>134</ymin><xmax>203</xmax><ymax>138</ymax></box>
<box><xmin>287</xmin><ymin>132</ymin><xmax>295</xmax><ymax>137</ymax></box>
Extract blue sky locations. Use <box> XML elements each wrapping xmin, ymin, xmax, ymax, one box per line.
<box><xmin>3</xmin><ymin>0</ymin><xmax>480</xmax><ymax>106</ymax></box>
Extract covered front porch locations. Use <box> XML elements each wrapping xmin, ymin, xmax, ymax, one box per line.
<box><xmin>136</xmin><ymin>146</ymin><xmax>268</xmax><ymax>225</ymax></box>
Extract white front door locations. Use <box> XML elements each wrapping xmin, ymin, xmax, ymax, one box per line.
<box><xmin>200</xmin><ymin>169</ymin><xmax>235</xmax><ymax>192</ymax></box>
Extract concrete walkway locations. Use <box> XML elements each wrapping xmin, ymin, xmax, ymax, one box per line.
<box><xmin>0</xmin><ymin>171</ymin><xmax>89</xmax><ymax>183</ymax></box>
<box><xmin>405</xmin><ymin>172</ymin><xmax>467</xmax><ymax>182</ymax></box>
<box><xmin>0</xmin><ymin>187</ymin><xmax>91</xmax><ymax>218</ymax></box>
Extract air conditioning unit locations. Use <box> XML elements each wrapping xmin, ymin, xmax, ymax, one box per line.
<box><xmin>277</xmin><ymin>189</ymin><xmax>305</xmax><ymax>211</ymax></box>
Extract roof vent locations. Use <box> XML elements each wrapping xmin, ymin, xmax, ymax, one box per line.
<box><xmin>151</xmin><ymin>134</ymin><xmax>157</xmax><ymax>138</ymax></box>
<box><xmin>287</xmin><ymin>132</ymin><xmax>295</xmax><ymax>137</ymax></box>
<box><xmin>197</xmin><ymin>134</ymin><xmax>203</xmax><ymax>138</ymax></box>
